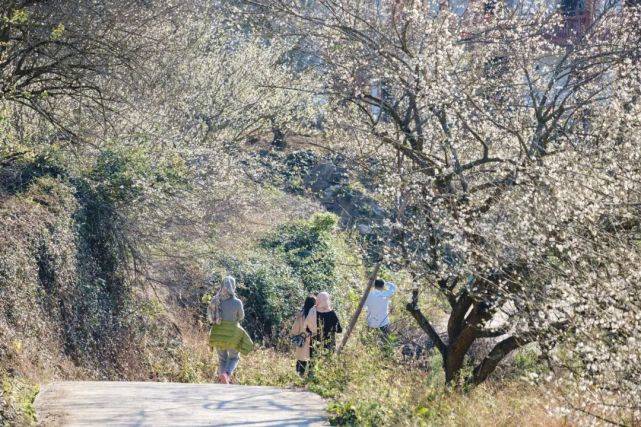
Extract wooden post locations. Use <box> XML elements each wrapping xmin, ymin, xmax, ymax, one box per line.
<box><xmin>336</xmin><ymin>262</ymin><xmax>381</xmax><ymax>354</ymax></box>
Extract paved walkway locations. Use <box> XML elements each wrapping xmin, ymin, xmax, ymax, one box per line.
<box><xmin>35</xmin><ymin>381</ymin><xmax>327</xmax><ymax>426</ymax></box>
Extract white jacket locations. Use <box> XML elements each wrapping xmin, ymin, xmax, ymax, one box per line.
<box><xmin>364</xmin><ymin>282</ymin><xmax>397</xmax><ymax>328</ymax></box>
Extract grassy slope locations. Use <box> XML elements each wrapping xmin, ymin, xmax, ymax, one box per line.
<box><xmin>0</xmin><ymin>150</ymin><xmax>568</xmax><ymax>426</ymax></box>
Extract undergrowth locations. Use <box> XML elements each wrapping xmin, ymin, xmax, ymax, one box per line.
<box><xmin>0</xmin><ymin>145</ymin><xmax>567</xmax><ymax>427</ymax></box>
<box><xmin>1</xmin><ymin>373</ymin><xmax>38</xmax><ymax>426</ymax></box>
<box><xmin>158</xmin><ymin>320</ymin><xmax>564</xmax><ymax>426</ymax></box>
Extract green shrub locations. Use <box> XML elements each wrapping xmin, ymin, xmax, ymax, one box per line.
<box><xmin>1</xmin><ymin>374</ymin><xmax>38</xmax><ymax>426</ymax></box>
<box><xmin>327</xmin><ymin>402</ymin><xmax>359</xmax><ymax>426</ymax></box>
<box><xmin>0</xmin><ymin>144</ymin><xmax>186</xmax><ymax>382</ymax></box>
<box><xmin>261</xmin><ymin>212</ymin><xmax>339</xmax><ymax>295</ymax></box>
<box><xmin>85</xmin><ymin>145</ymin><xmax>187</xmax><ymax>207</ymax></box>
<box><xmin>206</xmin><ymin>213</ymin><xmax>345</xmax><ymax>341</ymax></box>
<box><xmin>212</xmin><ymin>256</ymin><xmax>305</xmax><ymax>341</ymax></box>
<box><xmin>509</xmin><ymin>346</ymin><xmax>548</xmax><ymax>381</ymax></box>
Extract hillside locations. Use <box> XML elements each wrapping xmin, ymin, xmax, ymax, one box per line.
<box><xmin>2</xmin><ymin>1</ymin><xmax>640</xmax><ymax>425</ymax></box>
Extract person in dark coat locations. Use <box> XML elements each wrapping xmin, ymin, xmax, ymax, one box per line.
<box><xmin>314</xmin><ymin>292</ymin><xmax>342</xmax><ymax>351</ymax></box>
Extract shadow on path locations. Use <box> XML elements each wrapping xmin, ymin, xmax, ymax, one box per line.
<box><xmin>35</xmin><ymin>381</ymin><xmax>328</xmax><ymax>426</ymax></box>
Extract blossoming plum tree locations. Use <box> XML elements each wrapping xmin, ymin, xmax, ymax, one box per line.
<box><xmin>248</xmin><ymin>0</ymin><xmax>641</xmax><ymax>420</ymax></box>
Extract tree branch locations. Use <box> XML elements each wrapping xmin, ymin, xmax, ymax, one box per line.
<box><xmin>406</xmin><ymin>289</ymin><xmax>447</xmax><ymax>357</ymax></box>
<box><xmin>470</xmin><ymin>335</ymin><xmax>528</xmax><ymax>385</ymax></box>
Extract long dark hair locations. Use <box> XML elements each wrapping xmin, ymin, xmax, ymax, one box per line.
<box><xmin>302</xmin><ymin>296</ymin><xmax>316</xmax><ymax>318</ymax></box>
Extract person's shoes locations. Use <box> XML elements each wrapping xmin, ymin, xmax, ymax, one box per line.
<box><xmin>224</xmin><ymin>373</ymin><xmax>232</xmax><ymax>384</ymax></box>
<box><xmin>218</xmin><ymin>374</ymin><xmax>228</xmax><ymax>384</ymax></box>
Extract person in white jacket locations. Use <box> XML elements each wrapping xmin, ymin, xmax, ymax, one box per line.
<box><xmin>364</xmin><ymin>279</ymin><xmax>397</xmax><ymax>334</ymax></box>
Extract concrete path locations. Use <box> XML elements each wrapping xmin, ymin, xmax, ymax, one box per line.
<box><xmin>35</xmin><ymin>381</ymin><xmax>328</xmax><ymax>426</ymax></box>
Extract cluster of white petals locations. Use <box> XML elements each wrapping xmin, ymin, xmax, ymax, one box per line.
<box><xmin>250</xmin><ymin>0</ymin><xmax>641</xmax><ymax>420</ymax></box>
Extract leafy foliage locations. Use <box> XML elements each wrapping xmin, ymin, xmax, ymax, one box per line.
<box><xmin>2</xmin><ymin>0</ymin><xmax>639</xmax><ymax>424</ymax></box>
<box><xmin>0</xmin><ymin>144</ymin><xmax>191</xmax><ymax>423</ymax></box>
<box><xmin>208</xmin><ymin>213</ymin><xmax>341</xmax><ymax>341</ymax></box>
<box><xmin>261</xmin><ymin>213</ymin><xmax>339</xmax><ymax>295</ymax></box>
<box><xmin>213</xmin><ymin>256</ymin><xmax>303</xmax><ymax>341</ymax></box>
<box><xmin>250</xmin><ymin>1</ymin><xmax>641</xmax><ymax>419</ymax></box>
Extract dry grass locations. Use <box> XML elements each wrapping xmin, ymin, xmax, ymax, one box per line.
<box><xmin>162</xmin><ymin>315</ymin><xmax>569</xmax><ymax>427</ymax></box>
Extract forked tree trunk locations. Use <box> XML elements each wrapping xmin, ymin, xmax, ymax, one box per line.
<box><xmin>406</xmin><ymin>289</ymin><xmax>527</xmax><ymax>386</ymax></box>
<box><xmin>470</xmin><ymin>336</ymin><xmax>522</xmax><ymax>385</ymax></box>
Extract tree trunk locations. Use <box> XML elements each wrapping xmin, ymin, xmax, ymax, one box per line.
<box><xmin>444</xmin><ymin>325</ymin><xmax>477</xmax><ymax>384</ymax></box>
<box><xmin>406</xmin><ymin>289</ymin><xmax>447</xmax><ymax>357</ymax></box>
<box><xmin>470</xmin><ymin>336</ymin><xmax>525</xmax><ymax>385</ymax></box>
<box><xmin>406</xmin><ymin>289</ymin><xmax>520</xmax><ymax>386</ymax></box>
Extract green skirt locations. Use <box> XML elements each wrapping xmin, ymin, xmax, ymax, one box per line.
<box><xmin>209</xmin><ymin>320</ymin><xmax>254</xmax><ymax>355</ymax></box>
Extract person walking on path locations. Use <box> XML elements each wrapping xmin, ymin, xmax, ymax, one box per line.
<box><xmin>314</xmin><ymin>292</ymin><xmax>342</xmax><ymax>351</ymax></box>
<box><xmin>290</xmin><ymin>296</ymin><xmax>318</xmax><ymax>376</ymax></box>
<box><xmin>207</xmin><ymin>275</ymin><xmax>253</xmax><ymax>384</ymax></box>
<box><xmin>364</xmin><ymin>279</ymin><xmax>397</xmax><ymax>334</ymax></box>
